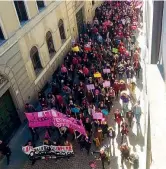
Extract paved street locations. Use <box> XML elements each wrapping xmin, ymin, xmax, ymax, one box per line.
<box><xmin>0</xmin><ymin>72</ymin><xmax>145</xmax><ymax>169</ymax></box>
<box><xmin>22</xmin><ymin>76</ymin><xmax>145</xmax><ymax>169</ymax></box>
<box><xmin>0</xmin><ymin>20</ymin><xmax>146</xmax><ymax>169</ymax></box>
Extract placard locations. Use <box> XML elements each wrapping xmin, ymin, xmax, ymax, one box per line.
<box><xmin>86</xmin><ymin>84</ymin><xmax>95</xmax><ymax>90</ymax></box>
<box><xmin>94</xmin><ymin>72</ymin><xmax>101</xmax><ymax>78</ymax></box>
<box><xmin>92</xmin><ymin>112</ymin><xmax>103</xmax><ymax>120</ymax></box>
<box><xmin>112</xmin><ymin>48</ymin><xmax>118</xmax><ymax>54</ymax></box>
<box><xmin>103</xmin><ymin>81</ymin><xmax>110</xmax><ymax>88</ymax></box>
<box><xmin>103</xmin><ymin>69</ymin><xmax>111</xmax><ymax>74</ymax></box>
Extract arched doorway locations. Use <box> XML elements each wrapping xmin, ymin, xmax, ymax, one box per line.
<box><xmin>76</xmin><ymin>8</ymin><xmax>84</xmax><ymax>35</ymax></box>
<box><xmin>0</xmin><ymin>74</ymin><xmax>21</xmax><ymax>141</ymax></box>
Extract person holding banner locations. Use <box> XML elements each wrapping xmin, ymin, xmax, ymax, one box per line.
<box><xmin>24</xmin><ymin>140</ymin><xmax>36</xmax><ymax>165</ymax></box>
<box><xmin>25</xmin><ymin>103</ymin><xmax>36</xmax><ymax>113</ymax></box>
<box><xmin>64</xmin><ymin>140</ymin><xmax>72</xmax><ymax>147</ymax></box>
<box><xmin>40</xmin><ymin>98</ymin><xmax>48</xmax><ymax>110</ymax></box>
<box><xmin>47</xmin><ymin>93</ymin><xmax>56</xmax><ymax>109</ymax></box>
<box><xmin>84</xmin><ymin>118</ymin><xmax>92</xmax><ymax>138</ymax></box>
<box><xmin>29</xmin><ymin>127</ymin><xmax>39</xmax><ymax>143</ymax></box>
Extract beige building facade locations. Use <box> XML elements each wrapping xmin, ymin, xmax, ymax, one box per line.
<box><xmin>0</xmin><ymin>0</ymin><xmax>102</xmax><ymax>140</ymax></box>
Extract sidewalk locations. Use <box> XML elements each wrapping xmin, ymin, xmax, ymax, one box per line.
<box><xmin>0</xmin><ymin>122</ymin><xmax>30</xmax><ymax>169</ymax></box>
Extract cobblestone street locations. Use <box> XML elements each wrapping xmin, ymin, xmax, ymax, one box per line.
<box><xmin>22</xmin><ymin>76</ymin><xmax>145</xmax><ymax>169</ymax></box>
<box><xmin>0</xmin><ymin>1</ymin><xmax>146</xmax><ymax>169</ymax></box>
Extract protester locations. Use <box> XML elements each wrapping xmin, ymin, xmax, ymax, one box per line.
<box><xmin>29</xmin><ymin>127</ymin><xmax>39</xmax><ymax>143</ymax></box>
<box><xmin>133</xmin><ymin>101</ymin><xmax>142</xmax><ymax>124</ymax></box>
<box><xmin>107</xmin><ymin>127</ymin><xmax>116</xmax><ymax>145</ymax></box>
<box><xmin>120</xmin><ymin>144</ymin><xmax>130</xmax><ymax>166</ymax></box>
<box><xmin>25</xmin><ymin>103</ymin><xmax>36</xmax><ymax>112</ymax></box>
<box><xmin>84</xmin><ymin>118</ymin><xmax>92</xmax><ymax>137</ymax></box>
<box><xmin>114</xmin><ymin>109</ymin><xmax>123</xmax><ymax>130</ymax></box>
<box><xmin>92</xmin><ymin>147</ymin><xmax>110</xmax><ymax>169</ymax></box>
<box><xmin>121</xmin><ymin>121</ymin><xmax>129</xmax><ymax>144</ymax></box>
<box><xmin>126</xmin><ymin>110</ymin><xmax>134</xmax><ymax>127</ymax></box>
<box><xmin>0</xmin><ymin>140</ymin><xmax>11</xmax><ymax>165</ymax></box>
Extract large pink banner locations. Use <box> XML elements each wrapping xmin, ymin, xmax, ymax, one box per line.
<box><xmin>25</xmin><ymin>110</ymin><xmax>86</xmax><ymax>136</ymax></box>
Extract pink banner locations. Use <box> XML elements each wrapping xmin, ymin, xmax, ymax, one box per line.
<box><xmin>25</xmin><ymin>110</ymin><xmax>86</xmax><ymax>135</ymax></box>
<box><xmin>92</xmin><ymin>112</ymin><xmax>103</xmax><ymax>120</ymax></box>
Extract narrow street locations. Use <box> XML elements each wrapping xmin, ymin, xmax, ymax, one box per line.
<box><xmin>0</xmin><ymin>2</ymin><xmax>146</xmax><ymax>169</ymax></box>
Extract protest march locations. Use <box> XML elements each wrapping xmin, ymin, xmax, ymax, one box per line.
<box><xmin>19</xmin><ymin>1</ymin><xmax>143</xmax><ymax>168</ymax></box>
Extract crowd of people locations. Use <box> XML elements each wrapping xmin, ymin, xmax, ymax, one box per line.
<box><xmin>23</xmin><ymin>1</ymin><xmax>143</xmax><ymax>168</ymax></box>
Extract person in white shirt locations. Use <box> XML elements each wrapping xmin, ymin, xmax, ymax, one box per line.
<box><xmin>121</xmin><ymin>18</ymin><xmax>126</xmax><ymax>25</ymax></box>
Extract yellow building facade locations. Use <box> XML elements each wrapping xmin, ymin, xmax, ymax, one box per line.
<box><xmin>0</xmin><ymin>0</ymin><xmax>102</xmax><ymax>140</ymax></box>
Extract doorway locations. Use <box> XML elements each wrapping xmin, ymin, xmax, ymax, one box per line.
<box><xmin>0</xmin><ymin>90</ymin><xmax>21</xmax><ymax>141</ymax></box>
<box><xmin>76</xmin><ymin>8</ymin><xmax>84</xmax><ymax>35</ymax></box>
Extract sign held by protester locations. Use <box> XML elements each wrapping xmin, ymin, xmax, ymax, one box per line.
<box><xmin>86</xmin><ymin>84</ymin><xmax>95</xmax><ymax>90</ymax></box>
<box><xmin>103</xmin><ymin>69</ymin><xmax>110</xmax><ymax>74</ymax></box>
<box><xmin>112</xmin><ymin>48</ymin><xmax>118</xmax><ymax>54</ymax></box>
<box><xmin>103</xmin><ymin>81</ymin><xmax>110</xmax><ymax>88</ymax></box>
<box><xmin>92</xmin><ymin>112</ymin><xmax>103</xmax><ymax>120</ymax></box>
<box><xmin>94</xmin><ymin>72</ymin><xmax>101</xmax><ymax>78</ymax></box>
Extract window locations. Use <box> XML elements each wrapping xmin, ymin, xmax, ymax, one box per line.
<box><xmin>58</xmin><ymin>19</ymin><xmax>66</xmax><ymax>42</ymax></box>
<box><xmin>30</xmin><ymin>46</ymin><xmax>42</xmax><ymax>75</ymax></box>
<box><xmin>14</xmin><ymin>1</ymin><xmax>28</xmax><ymax>24</ymax></box>
<box><xmin>0</xmin><ymin>27</ymin><xmax>5</xmax><ymax>42</ymax></box>
<box><xmin>36</xmin><ymin>0</ymin><xmax>45</xmax><ymax>10</ymax></box>
<box><xmin>92</xmin><ymin>0</ymin><xmax>95</xmax><ymax>6</ymax></box>
<box><xmin>46</xmin><ymin>31</ymin><xmax>56</xmax><ymax>57</ymax></box>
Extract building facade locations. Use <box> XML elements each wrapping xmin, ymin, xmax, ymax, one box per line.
<box><xmin>143</xmin><ymin>1</ymin><xmax>166</xmax><ymax>169</ymax></box>
<box><xmin>0</xmin><ymin>0</ymin><xmax>102</xmax><ymax>140</ymax></box>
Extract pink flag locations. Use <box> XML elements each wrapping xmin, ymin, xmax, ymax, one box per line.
<box><xmin>25</xmin><ymin>109</ymin><xmax>86</xmax><ymax>136</ymax></box>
